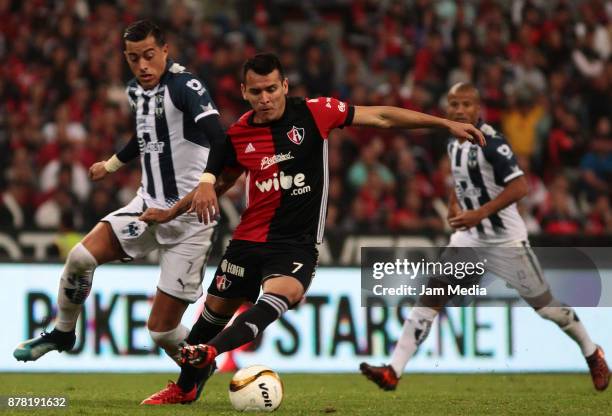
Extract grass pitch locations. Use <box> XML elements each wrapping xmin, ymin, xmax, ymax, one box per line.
<box><xmin>1</xmin><ymin>373</ymin><xmax>610</xmax><ymax>415</ymax></box>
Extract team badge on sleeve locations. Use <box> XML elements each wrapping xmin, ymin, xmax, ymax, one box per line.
<box><xmin>287</xmin><ymin>126</ymin><xmax>305</xmax><ymax>145</ymax></box>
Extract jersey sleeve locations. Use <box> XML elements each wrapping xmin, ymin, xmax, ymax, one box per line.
<box><xmin>204</xmin><ymin>133</ymin><xmax>239</xmax><ymax>176</ymax></box>
<box><xmin>116</xmin><ymin>133</ymin><xmax>140</xmax><ymax>163</ymax></box>
<box><xmin>305</xmin><ymin>97</ymin><xmax>354</xmax><ymax>139</ymax></box>
<box><xmin>171</xmin><ymin>74</ymin><xmax>220</xmax><ymax>123</ymax></box>
<box><xmin>482</xmin><ymin>135</ymin><xmax>524</xmax><ymax>186</ymax></box>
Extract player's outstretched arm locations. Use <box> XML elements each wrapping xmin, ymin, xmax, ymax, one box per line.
<box><xmin>449</xmin><ymin>176</ymin><xmax>528</xmax><ymax>229</ymax></box>
<box><xmin>352</xmin><ymin>106</ymin><xmax>486</xmax><ymax>146</ymax></box>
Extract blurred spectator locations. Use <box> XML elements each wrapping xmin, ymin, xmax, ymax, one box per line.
<box><xmin>540</xmin><ymin>174</ymin><xmax>582</xmax><ymax>235</ymax></box>
<box><xmin>572</xmin><ymin>27</ymin><xmax>605</xmax><ymax>79</ymax></box>
<box><xmin>447</xmin><ymin>51</ymin><xmax>477</xmax><ymax>87</ymax></box>
<box><xmin>501</xmin><ymin>86</ymin><xmax>545</xmax><ymax>158</ymax></box>
<box><xmin>580</xmin><ymin>117</ymin><xmax>612</xmax><ymax>202</ymax></box>
<box><xmin>82</xmin><ymin>185</ymin><xmax>119</xmax><ymax>230</ymax></box>
<box><xmin>585</xmin><ymin>194</ymin><xmax>612</xmax><ymax>235</ymax></box>
<box><xmin>388</xmin><ymin>184</ymin><xmax>443</xmax><ymax>232</ymax></box>
<box><xmin>355</xmin><ymin>170</ymin><xmax>396</xmax><ymax>230</ymax></box>
<box><xmin>547</xmin><ymin>105</ymin><xmax>583</xmax><ymax>173</ymax></box>
<box><xmin>347</xmin><ymin>139</ymin><xmax>395</xmax><ymax>190</ymax></box>
<box><xmin>34</xmin><ymin>188</ymin><xmax>79</xmax><ymax>229</ymax></box>
<box><xmin>479</xmin><ymin>61</ymin><xmax>506</xmax><ymax>128</ymax></box>
<box><xmin>0</xmin><ymin>179</ymin><xmax>33</xmax><ymax>229</ymax></box>
<box><xmin>39</xmin><ymin>145</ymin><xmax>90</xmax><ymax>203</ymax></box>
<box><xmin>512</xmin><ymin>47</ymin><xmax>547</xmax><ymax>93</ymax></box>
<box><xmin>517</xmin><ymin>155</ymin><xmax>548</xmax><ymax>216</ymax></box>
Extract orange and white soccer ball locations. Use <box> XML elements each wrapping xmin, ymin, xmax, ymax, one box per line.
<box><xmin>229</xmin><ymin>365</ymin><xmax>283</xmax><ymax>412</ymax></box>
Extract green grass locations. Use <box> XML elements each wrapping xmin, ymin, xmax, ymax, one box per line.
<box><xmin>0</xmin><ymin>373</ymin><xmax>610</xmax><ymax>415</ymax></box>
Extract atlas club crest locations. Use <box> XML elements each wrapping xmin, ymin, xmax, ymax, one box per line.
<box><xmin>287</xmin><ymin>126</ymin><xmax>305</xmax><ymax>145</ymax></box>
<box><xmin>216</xmin><ymin>274</ymin><xmax>232</xmax><ymax>292</ymax></box>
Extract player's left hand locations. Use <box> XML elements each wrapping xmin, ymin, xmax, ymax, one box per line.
<box><xmin>139</xmin><ymin>208</ymin><xmax>174</xmax><ymax>224</ymax></box>
<box><xmin>448</xmin><ymin>209</ymin><xmax>484</xmax><ymax>230</ymax></box>
<box><xmin>446</xmin><ymin>120</ymin><xmax>486</xmax><ymax>146</ymax></box>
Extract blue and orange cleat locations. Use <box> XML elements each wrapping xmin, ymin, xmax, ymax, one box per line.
<box><xmin>14</xmin><ymin>329</ymin><xmax>76</xmax><ymax>362</ymax></box>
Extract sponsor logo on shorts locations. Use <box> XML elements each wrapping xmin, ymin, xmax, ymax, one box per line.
<box><xmin>216</xmin><ymin>274</ymin><xmax>232</xmax><ymax>292</ymax></box>
<box><xmin>254</xmin><ymin>171</ymin><xmax>311</xmax><ymax>196</ymax></box>
<box><xmin>260</xmin><ymin>152</ymin><xmax>294</xmax><ymax>170</ymax></box>
<box><xmin>220</xmin><ymin>259</ymin><xmax>245</xmax><ymax>277</ymax></box>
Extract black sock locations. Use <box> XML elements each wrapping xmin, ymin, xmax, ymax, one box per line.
<box><xmin>209</xmin><ymin>293</ymin><xmax>289</xmax><ymax>355</ymax></box>
<box><xmin>177</xmin><ymin>305</ymin><xmax>231</xmax><ymax>391</ymax></box>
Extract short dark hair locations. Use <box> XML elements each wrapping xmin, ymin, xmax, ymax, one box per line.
<box><xmin>242</xmin><ymin>53</ymin><xmax>285</xmax><ymax>82</ymax></box>
<box><xmin>123</xmin><ymin>20</ymin><xmax>165</xmax><ymax>48</ymax></box>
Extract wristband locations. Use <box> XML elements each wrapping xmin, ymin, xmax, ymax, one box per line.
<box><xmin>199</xmin><ymin>172</ymin><xmax>216</xmax><ymax>184</ymax></box>
<box><xmin>103</xmin><ymin>155</ymin><xmax>124</xmax><ymax>172</ymax></box>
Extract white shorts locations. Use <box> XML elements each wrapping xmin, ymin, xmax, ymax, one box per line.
<box><xmin>448</xmin><ymin>232</ymin><xmax>550</xmax><ymax>299</ymax></box>
<box><xmin>102</xmin><ymin>196</ymin><xmax>215</xmax><ymax>303</ymax></box>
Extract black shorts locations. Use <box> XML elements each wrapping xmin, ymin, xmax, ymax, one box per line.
<box><xmin>207</xmin><ymin>239</ymin><xmax>319</xmax><ymax>304</ymax></box>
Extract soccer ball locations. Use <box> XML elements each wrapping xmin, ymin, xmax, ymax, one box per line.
<box><xmin>229</xmin><ymin>365</ymin><xmax>283</xmax><ymax>412</ymax></box>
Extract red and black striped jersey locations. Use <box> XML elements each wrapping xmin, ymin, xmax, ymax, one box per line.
<box><xmin>225</xmin><ymin>96</ymin><xmax>354</xmax><ymax>244</ymax></box>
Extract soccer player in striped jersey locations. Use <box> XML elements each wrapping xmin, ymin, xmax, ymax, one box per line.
<box><xmin>14</xmin><ymin>20</ymin><xmax>225</xmax><ymax>402</ymax></box>
<box><xmin>360</xmin><ymin>83</ymin><xmax>609</xmax><ymax>392</ymax></box>
<box><xmin>139</xmin><ymin>54</ymin><xmax>486</xmax><ymax>404</ymax></box>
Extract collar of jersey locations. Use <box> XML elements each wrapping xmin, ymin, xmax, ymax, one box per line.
<box><xmin>247</xmin><ymin>96</ymin><xmax>290</xmax><ymax>127</ymax></box>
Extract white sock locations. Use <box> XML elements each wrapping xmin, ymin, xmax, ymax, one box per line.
<box><xmin>149</xmin><ymin>325</ymin><xmax>190</xmax><ymax>365</ymax></box>
<box><xmin>536</xmin><ymin>300</ymin><xmax>597</xmax><ymax>357</ymax></box>
<box><xmin>390</xmin><ymin>306</ymin><xmax>438</xmax><ymax>377</ymax></box>
<box><xmin>55</xmin><ymin>243</ymin><xmax>97</xmax><ymax>332</ymax></box>
<box><xmin>565</xmin><ymin>318</ymin><xmax>597</xmax><ymax>357</ymax></box>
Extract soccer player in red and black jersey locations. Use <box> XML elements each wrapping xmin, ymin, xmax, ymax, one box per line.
<box><xmin>138</xmin><ymin>53</ymin><xmax>485</xmax><ymax>404</ymax></box>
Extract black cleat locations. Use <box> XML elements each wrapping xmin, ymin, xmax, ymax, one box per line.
<box><xmin>194</xmin><ymin>360</ymin><xmax>217</xmax><ymax>402</ymax></box>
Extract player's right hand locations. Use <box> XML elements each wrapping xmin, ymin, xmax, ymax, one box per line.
<box><xmin>189</xmin><ymin>182</ymin><xmax>220</xmax><ymax>225</ymax></box>
<box><xmin>139</xmin><ymin>208</ymin><xmax>174</xmax><ymax>224</ymax></box>
<box><xmin>446</xmin><ymin>120</ymin><xmax>486</xmax><ymax>146</ymax></box>
<box><xmin>89</xmin><ymin>161</ymin><xmax>109</xmax><ymax>181</ymax></box>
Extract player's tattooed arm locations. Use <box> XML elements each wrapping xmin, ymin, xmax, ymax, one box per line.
<box><xmin>449</xmin><ymin>176</ymin><xmax>528</xmax><ymax>229</ymax></box>
<box><xmin>352</xmin><ymin>106</ymin><xmax>486</xmax><ymax>146</ymax></box>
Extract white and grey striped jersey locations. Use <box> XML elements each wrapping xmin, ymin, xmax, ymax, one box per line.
<box><xmin>126</xmin><ymin>61</ymin><xmax>219</xmax><ymax>209</ymax></box>
<box><xmin>448</xmin><ymin>121</ymin><xmax>527</xmax><ymax>243</ymax></box>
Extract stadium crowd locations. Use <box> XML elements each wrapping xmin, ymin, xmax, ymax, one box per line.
<box><xmin>0</xmin><ymin>0</ymin><xmax>611</xmax><ymax>239</ymax></box>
